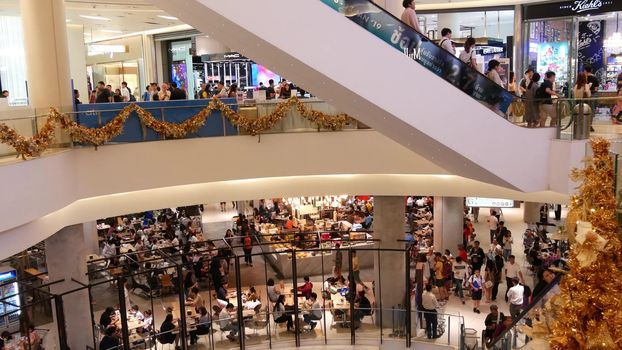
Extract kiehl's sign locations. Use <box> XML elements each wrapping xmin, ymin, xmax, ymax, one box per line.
<box><xmin>524</xmin><ymin>0</ymin><xmax>622</xmax><ymax>20</ymax></box>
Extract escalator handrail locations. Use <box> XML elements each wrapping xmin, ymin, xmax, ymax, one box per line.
<box><xmin>487</xmin><ymin>273</ymin><xmax>564</xmax><ymax>347</ymax></box>
<box><xmin>320</xmin><ymin>0</ymin><xmax>516</xmax><ymax>114</ymax></box>
<box><xmin>321</xmin><ymin>0</ymin><xmax>622</xmax><ymax>122</ymax></box>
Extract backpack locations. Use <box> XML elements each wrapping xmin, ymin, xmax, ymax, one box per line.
<box><xmin>535</xmin><ymin>84</ymin><xmax>548</xmax><ymax>100</ymax></box>
<box><xmin>129</xmin><ymin>94</ymin><xmax>136</xmax><ymax>102</ymax></box>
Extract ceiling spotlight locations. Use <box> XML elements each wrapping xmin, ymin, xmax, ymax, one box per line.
<box><xmin>80</xmin><ymin>15</ymin><xmax>111</xmax><ymax>21</ymax></box>
<box><xmin>158</xmin><ymin>15</ymin><xmax>178</xmax><ymax>20</ymax></box>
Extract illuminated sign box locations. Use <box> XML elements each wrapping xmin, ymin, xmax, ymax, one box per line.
<box><xmin>466</xmin><ymin>197</ymin><xmax>514</xmax><ymax>208</ymax></box>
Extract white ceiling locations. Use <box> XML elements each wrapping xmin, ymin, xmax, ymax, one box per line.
<box><xmin>416</xmin><ymin>0</ymin><xmax>547</xmax><ymax>10</ymax></box>
<box><xmin>0</xmin><ymin>0</ymin><xmax>183</xmax><ymax>41</ymax></box>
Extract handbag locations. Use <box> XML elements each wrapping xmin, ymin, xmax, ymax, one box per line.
<box><xmin>484</xmin><ymin>280</ymin><xmax>494</xmax><ymax>289</ymax></box>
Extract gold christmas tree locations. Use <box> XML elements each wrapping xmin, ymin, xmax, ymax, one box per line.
<box><xmin>549</xmin><ymin>138</ymin><xmax>622</xmax><ymax>349</ymax></box>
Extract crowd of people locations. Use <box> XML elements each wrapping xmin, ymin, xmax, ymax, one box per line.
<box><xmin>88</xmin><ymin>77</ymin><xmax>305</xmax><ymax>105</ymax></box>
<box><xmin>411</xmin><ymin>207</ymin><xmax>563</xmax><ymax>343</ymax></box>
<box><xmin>399</xmin><ymin>0</ymin><xmax>622</xmax><ymax>129</ymax></box>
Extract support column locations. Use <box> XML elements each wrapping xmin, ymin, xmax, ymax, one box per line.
<box><xmin>82</xmin><ymin>221</ymin><xmax>100</xmax><ymax>256</ymax></box>
<box><xmin>513</xmin><ymin>4</ymin><xmax>524</xmax><ymax>80</ymax></box>
<box><xmin>372</xmin><ymin>196</ymin><xmax>406</xmax><ymax>327</ymax></box>
<box><xmin>437</xmin><ymin>13</ymin><xmax>463</xmax><ymax>39</ymax></box>
<box><xmin>45</xmin><ymin>224</ymin><xmax>93</xmax><ymax>350</ymax></box>
<box><xmin>524</xmin><ymin>202</ymin><xmax>541</xmax><ymax>224</ymax></box>
<box><xmin>433</xmin><ymin>197</ymin><xmax>464</xmax><ymax>253</ymax></box>
<box><xmin>20</xmin><ymin>0</ymin><xmax>72</xmax><ymax>113</ymax></box>
<box><xmin>66</xmin><ymin>24</ymin><xmax>88</xmax><ymax>105</ymax></box>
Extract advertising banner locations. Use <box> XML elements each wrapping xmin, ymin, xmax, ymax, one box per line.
<box><xmin>320</xmin><ymin>0</ymin><xmax>514</xmax><ymax>113</ymax></box>
<box><xmin>578</xmin><ymin>20</ymin><xmax>605</xmax><ymax>78</ymax></box>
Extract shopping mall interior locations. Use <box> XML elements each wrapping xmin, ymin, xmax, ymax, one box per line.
<box><xmin>2</xmin><ymin>0</ymin><xmax>622</xmax><ymax>350</ymax></box>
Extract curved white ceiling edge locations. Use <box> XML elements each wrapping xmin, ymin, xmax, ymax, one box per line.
<box><xmin>0</xmin><ymin>131</ymin><xmax>446</xmax><ymax>233</ymax></box>
<box><xmin>417</xmin><ymin>0</ymin><xmax>544</xmax><ymax>11</ymax></box>
<box><xmin>0</xmin><ymin>172</ymin><xmax>568</xmax><ymax>259</ymax></box>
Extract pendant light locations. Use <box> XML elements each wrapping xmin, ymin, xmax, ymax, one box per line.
<box><xmin>604</xmin><ymin>13</ymin><xmax>622</xmax><ymax>52</ymax></box>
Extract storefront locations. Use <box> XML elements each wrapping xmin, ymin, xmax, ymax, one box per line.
<box><xmin>86</xmin><ymin>35</ymin><xmax>146</xmax><ymax>101</ymax></box>
<box><xmin>522</xmin><ymin>0</ymin><xmax>622</xmax><ymax>95</ymax></box>
<box><xmin>418</xmin><ymin>7</ymin><xmax>516</xmax><ymax>80</ymax></box>
<box><xmin>156</xmin><ymin>32</ymin><xmax>283</xmax><ymax>98</ymax></box>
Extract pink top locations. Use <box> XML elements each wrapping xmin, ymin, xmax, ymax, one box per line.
<box><xmin>400</xmin><ymin>8</ymin><xmax>420</xmax><ymax>32</ymax></box>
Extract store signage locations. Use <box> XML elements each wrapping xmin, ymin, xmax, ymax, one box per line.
<box><xmin>524</xmin><ymin>0</ymin><xmax>622</xmax><ymax>20</ymax></box>
<box><xmin>201</xmin><ymin>52</ymin><xmax>248</xmax><ymax>62</ymax></box>
<box><xmin>479</xmin><ymin>46</ymin><xmax>504</xmax><ymax>55</ymax></box>
<box><xmin>87</xmin><ymin>44</ymin><xmax>127</xmax><ymax>56</ymax></box>
<box><xmin>578</xmin><ymin>20</ymin><xmax>605</xmax><ymax>75</ymax></box>
<box><xmin>465</xmin><ymin>197</ymin><xmax>514</xmax><ymax>208</ymax></box>
<box><xmin>320</xmin><ymin>0</ymin><xmax>514</xmax><ymax>114</ymax></box>
<box><xmin>0</xmin><ymin>270</ymin><xmax>16</xmax><ymax>281</ymax></box>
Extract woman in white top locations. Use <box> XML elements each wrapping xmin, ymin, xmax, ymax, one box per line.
<box><xmin>459</xmin><ymin>37</ymin><xmax>477</xmax><ymax>70</ymax></box>
<box><xmin>400</xmin><ymin>0</ymin><xmax>421</xmax><ymax>32</ymax></box>
<box><xmin>486</xmin><ymin>60</ymin><xmax>504</xmax><ymax>87</ymax></box>
<box><xmin>573</xmin><ymin>72</ymin><xmax>592</xmax><ymax>118</ymax></box>
<box><xmin>573</xmin><ymin>72</ymin><xmax>592</xmax><ymax>99</ymax></box>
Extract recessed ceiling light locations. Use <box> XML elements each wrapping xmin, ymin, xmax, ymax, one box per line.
<box><xmin>80</xmin><ymin>15</ymin><xmax>111</xmax><ymax>21</ymax></box>
<box><xmin>157</xmin><ymin>15</ymin><xmax>178</xmax><ymax>20</ymax></box>
<box><xmin>100</xmin><ymin>29</ymin><xmax>123</xmax><ymax>33</ymax></box>
<box><xmin>66</xmin><ymin>19</ymin><xmax>71</xmax><ymax>23</ymax></box>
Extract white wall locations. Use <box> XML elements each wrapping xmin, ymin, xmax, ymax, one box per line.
<box><xmin>195</xmin><ymin>36</ymin><xmax>229</xmax><ymax>56</ymax></box>
<box><xmin>0</xmin><ymin>131</ymin><xmax>569</xmax><ymax>259</ymax></box>
<box><xmin>151</xmin><ymin>0</ymin><xmax>558</xmax><ymax>193</ymax></box>
<box><xmin>66</xmin><ymin>24</ymin><xmax>88</xmax><ymax>104</ymax></box>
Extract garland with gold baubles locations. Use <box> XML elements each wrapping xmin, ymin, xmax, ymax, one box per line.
<box><xmin>0</xmin><ymin>96</ymin><xmax>354</xmax><ymax>159</ymax></box>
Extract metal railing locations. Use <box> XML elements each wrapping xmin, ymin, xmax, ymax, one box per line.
<box><xmin>0</xmin><ymin>99</ymin><xmax>368</xmax><ymax>159</ymax></box>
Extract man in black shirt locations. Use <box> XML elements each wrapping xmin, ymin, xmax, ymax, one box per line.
<box><xmin>74</xmin><ymin>89</ymin><xmax>81</xmax><ymax>105</ymax></box>
<box><xmin>95</xmin><ymin>81</ymin><xmax>112</xmax><ymax>103</ymax></box>
<box><xmin>169</xmin><ymin>82</ymin><xmax>187</xmax><ymax>100</ymax></box>
<box><xmin>266</xmin><ymin>79</ymin><xmax>276</xmax><ymax>100</ymax></box>
<box><xmin>537</xmin><ymin>71</ymin><xmax>558</xmax><ymax>127</ymax></box>
<box><xmin>99</xmin><ymin>326</ymin><xmax>120</xmax><ymax>350</ymax></box>
<box><xmin>584</xmin><ymin>66</ymin><xmax>599</xmax><ymax>94</ymax></box>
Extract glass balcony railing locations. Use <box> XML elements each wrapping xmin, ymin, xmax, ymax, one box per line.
<box><xmin>0</xmin><ymin>98</ymin><xmax>369</xmax><ymax>161</ymax></box>
<box><xmin>486</xmin><ymin>273</ymin><xmax>563</xmax><ymax>350</ymax></box>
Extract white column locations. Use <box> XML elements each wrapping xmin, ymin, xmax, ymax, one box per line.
<box><xmin>45</xmin><ymin>224</ymin><xmax>93</xmax><ymax>350</ymax></box>
<box><xmin>523</xmin><ymin>202</ymin><xmax>541</xmax><ymax>224</ymax></box>
<box><xmin>372</xmin><ymin>196</ymin><xmax>407</xmax><ymax>326</ymax></box>
<box><xmin>513</xmin><ymin>4</ymin><xmax>523</xmax><ymax>79</ymax></box>
<box><xmin>433</xmin><ymin>197</ymin><xmax>464</xmax><ymax>253</ymax></box>
<box><xmin>66</xmin><ymin>24</ymin><xmax>88</xmax><ymax>105</ymax></box>
<box><xmin>373</xmin><ymin>0</ymin><xmax>403</xmax><ymax>18</ymax></box>
<box><xmin>142</xmin><ymin>34</ymin><xmax>157</xmax><ymax>85</ymax></box>
<box><xmin>437</xmin><ymin>13</ymin><xmax>463</xmax><ymax>39</ymax></box>
<box><xmin>82</xmin><ymin>221</ymin><xmax>100</xmax><ymax>255</ymax></box>
<box><xmin>20</xmin><ymin>0</ymin><xmax>72</xmax><ymax>112</ymax></box>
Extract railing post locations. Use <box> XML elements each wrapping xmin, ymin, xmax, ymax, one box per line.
<box><xmin>447</xmin><ymin>316</ymin><xmax>451</xmax><ymax>345</ymax></box>
<box><xmin>117</xmin><ymin>277</ymin><xmax>130</xmax><ymax>350</ymax></box>
<box><xmin>54</xmin><ymin>295</ymin><xmax>69</xmax><ymax>350</ymax></box>
<box><xmin>176</xmin><ymin>265</ymin><xmax>188</xmax><ymax>350</ymax></box>
<box><xmin>234</xmin><ymin>257</ymin><xmax>245</xmax><ymax>350</ymax></box>
<box><xmin>291</xmin><ymin>252</ymin><xmax>300</xmax><ymax>347</ymax></box>
<box><xmin>405</xmin><ymin>248</ymin><xmax>411</xmax><ymax>348</ymax></box>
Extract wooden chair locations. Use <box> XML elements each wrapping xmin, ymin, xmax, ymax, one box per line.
<box><xmin>160</xmin><ymin>274</ymin><xmax>174</xmax><ymax>295</ymax></box>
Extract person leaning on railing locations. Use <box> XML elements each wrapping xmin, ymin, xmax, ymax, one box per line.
<box><xmin>536</xmin><ymin>71</ymin><xmax>559</xmax><ymax>127</ymax></box>
<box><xmin>612</xmin><ymin>88</ymin><xmax>622</xmax><ymax>124</ymax></box>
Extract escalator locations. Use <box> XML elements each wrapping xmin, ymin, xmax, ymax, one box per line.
<box><xmin>151</xmin><ymin>0</ymin><xmax>558</xmax><ymax>192</ymax></box>
<box><xmin>485</xmin><ymin>273</ymin><xmax>564</xmax><ymax>350</ymax></box>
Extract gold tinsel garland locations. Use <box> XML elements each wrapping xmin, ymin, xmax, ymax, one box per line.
<box><xmin>0</xmin><ymin>96</ymin><xmax>353</xmax><ymax>159</ymax></box>
<box><xmin>548</xmin><ymin>137</ymin><xmax>622</xmax><ymax>350</ymax></box>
